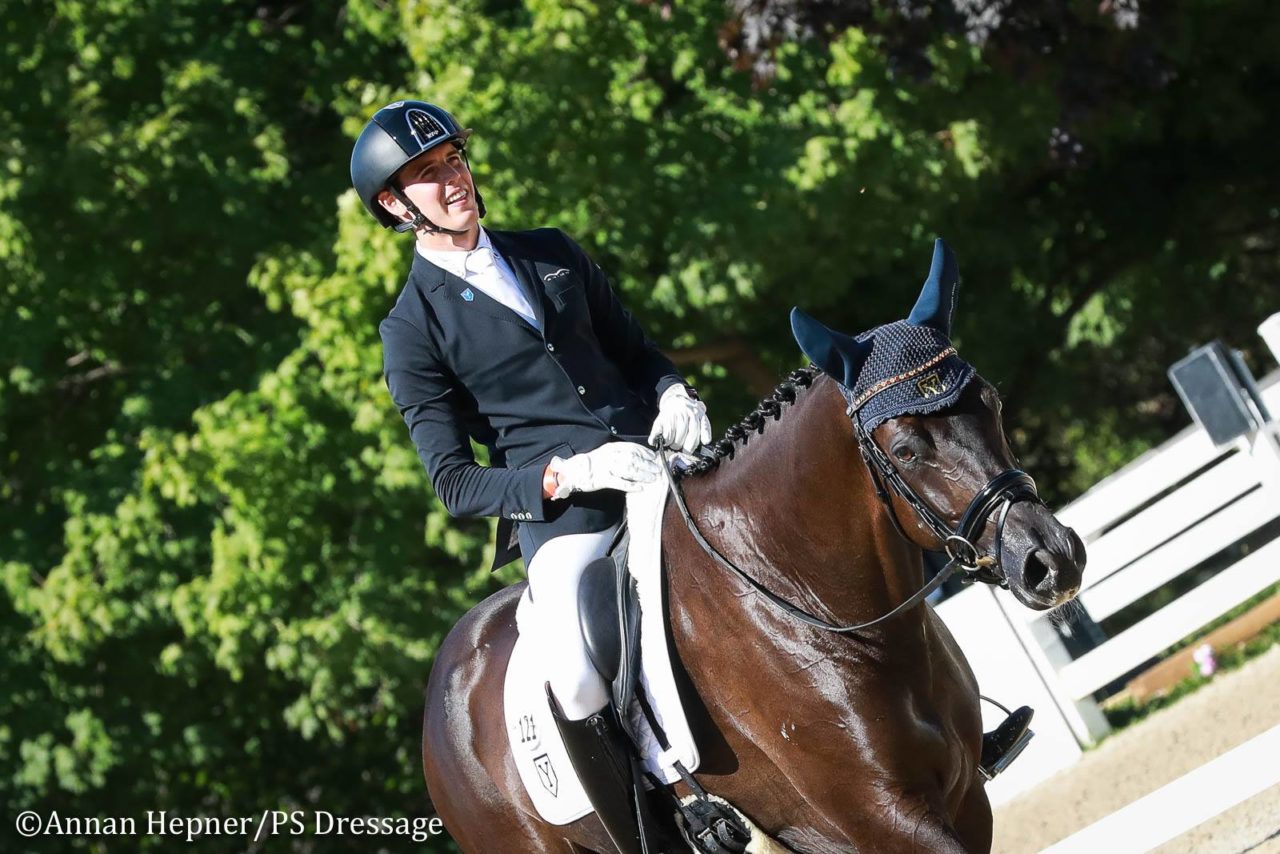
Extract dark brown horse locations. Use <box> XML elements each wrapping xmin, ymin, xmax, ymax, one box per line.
<box><xmin>422</xmin><ymin>244</ymin><xmax>1085</xmax><ymax>852</ymax></box>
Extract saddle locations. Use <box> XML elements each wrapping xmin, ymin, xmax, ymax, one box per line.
<box><xmin>577</xmin><ymin>525</ymin><xmax>754</xmax><ymax>854</ymax></box>
<box><xmin>503</xmin><ymin>486</ymin><xmax>702</xmax><ymax>826</ymax></box>
<box><xmin>502</xmin><ymin>475</ymin><xmax>754</xmax><ymax>852</ymax></box>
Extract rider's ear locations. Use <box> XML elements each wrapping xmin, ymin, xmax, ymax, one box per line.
<box><xmin>790</xmin><ymin>307</ymin><xmax>871</xmax><ymax>388</ymax></box>
<box><xmin>376</xmin><ymin>189</ymin><xmax>404</xmax><ymax>217</ymax></box>
<box><xmin>906</xmin><ymin>237</ymin><xmax>960</xmax><ymax>337</ymax></box>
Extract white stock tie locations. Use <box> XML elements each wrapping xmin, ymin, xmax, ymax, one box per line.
<box><xmin>464</xmin><ymin>246</ymin><xmax>540</xmax><ymax>330</ymax></box>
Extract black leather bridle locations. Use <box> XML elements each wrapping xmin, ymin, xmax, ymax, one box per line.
<box><xmin>850</xmin><ymin>405</ymin><xmax>1041</xmax><ymax>591</ymax></box>
<box><xmin>660</xmin><ymin>387</ymin><xmax>1043</xmax><ymax>634</ymax></box>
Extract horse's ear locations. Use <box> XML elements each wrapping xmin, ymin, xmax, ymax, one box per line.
<box><xmin>906</xmin><ymin>237</ymin><xmax>960</xmax><ymax>336</ymax></box>
<box><xmin>790</xmin><ymin>307</ymin><xmax>872</xmax><ymax>388</ymax></box>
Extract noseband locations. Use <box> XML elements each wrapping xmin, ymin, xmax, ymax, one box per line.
<box><xmin>662</xmin><ymin>388</ymin><xmax>1043</xmax><ymax>635</ymax></box>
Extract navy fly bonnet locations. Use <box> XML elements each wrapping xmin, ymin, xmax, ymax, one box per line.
<box><xmin>791</xmin><ymin>238</ymin><xmax>976</xmax><ymax>431</ymax></box>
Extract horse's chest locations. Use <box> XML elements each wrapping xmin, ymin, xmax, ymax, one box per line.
<box><xmin>752</xmin><ymin>654</ymin><xmax>973</xmax><ymax>790</ymax></box>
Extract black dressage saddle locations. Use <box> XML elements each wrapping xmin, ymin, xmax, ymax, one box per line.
<box><xmin>574</xmin><ymin>527</ymin><xmax>753</xmax><ymax>854</ymax></box>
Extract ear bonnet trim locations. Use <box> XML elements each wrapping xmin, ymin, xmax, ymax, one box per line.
<box><xmin>849</xmin><ymin>345</ymin><xmax>958</xmax><ymax>410</ymax></box>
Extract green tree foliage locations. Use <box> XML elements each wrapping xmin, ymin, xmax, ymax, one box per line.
<box><xmin>2</xmin><ymin>0</ymin><xmax>1277</xmax><ymax>847</ymax></box>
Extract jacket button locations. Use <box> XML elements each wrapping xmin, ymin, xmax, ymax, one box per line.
<box><xmin>577</xmin><ymin>386</ymin><xmax>586</xmax><ymax>395</ymax></box>
<box><xmin>546</xmin><ymin>343</ymin><xmax>555</xmax><ymax>353</ymax></box>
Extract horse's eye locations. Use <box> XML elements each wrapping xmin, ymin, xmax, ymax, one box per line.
<box><xmin>892</xmin><ymin>444</ymin><xmax>916</xmax><ymax>463</ymax></box>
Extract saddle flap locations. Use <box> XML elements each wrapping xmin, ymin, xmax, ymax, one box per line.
<box><xmin>614</xmin><ymin>550</ymin><xmax>642</xmax><ymax>716</ymax></box>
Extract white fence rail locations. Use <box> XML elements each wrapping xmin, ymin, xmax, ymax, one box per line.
<box><xmin>1024</xmin><ymin>371</ymin><xmax>1280</xmax><ymax>708</ymax></box>
<box><xmin>940</xmin><ymin>316</ymin><xmax>1280</xmax><ymax>805</ymax></box>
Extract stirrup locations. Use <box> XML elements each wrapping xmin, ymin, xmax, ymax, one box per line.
<box><xmin>675</xmin><ymin>793</ymin><xmax>751</xmax><ymax>854</ymax></box>
<box><xmin>979</xmin><ymin>705</ymin><xmax>1034</xmax><ymax>780</ymax></box>
<box><xmin>667</xmin><ymin>759</ymin><xmax>750</xmax><ymax>854</ymax></box>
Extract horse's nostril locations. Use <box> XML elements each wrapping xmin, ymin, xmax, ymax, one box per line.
<box><xmin>1068</xmin><ymin>529</ymin><xmax>1088</xmax><ymax>570</ymax></box>
<box><xmin>1023</xmin><ymin>550</ymin><xmax>1051</xmax><ymax>591</ymax></box>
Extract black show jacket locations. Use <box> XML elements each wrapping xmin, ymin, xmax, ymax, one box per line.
<box><xmin>379</xmin><ymin>227</ymin><xmax>685</xmax><ymax>569</ymax></box>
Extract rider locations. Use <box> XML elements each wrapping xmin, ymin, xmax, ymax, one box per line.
<box><xmin>355</xmin><ymin>100</ymin><xmax>710</xmax><ymax>853</ymax></box>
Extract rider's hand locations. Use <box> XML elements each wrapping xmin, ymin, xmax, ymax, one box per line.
<box><xmin>546</xmin><ymin>443</ymin><xmax>661</xmax><ymax>500</ymax></box>
<box><xmin>647</xmin><ymin>385</ymin><xmax>712</xmax><ymax>455</ymax></box>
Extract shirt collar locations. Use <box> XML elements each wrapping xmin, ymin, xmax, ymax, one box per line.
<box><xmin>415</xmin><ymin>227</ymin><xmax>495</xmax><ymax>278</ymax></box>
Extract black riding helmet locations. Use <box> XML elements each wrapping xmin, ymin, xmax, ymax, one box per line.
<box><xmin>350</xmin><ymin>100</ymin><xmax>487</xmax><ymax>234</ymax></box>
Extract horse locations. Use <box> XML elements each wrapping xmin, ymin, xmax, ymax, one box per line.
<box><xmin>421</xmin><ymin>239</ymin><xmax>1086</xmax><ymax>852</ymax></box>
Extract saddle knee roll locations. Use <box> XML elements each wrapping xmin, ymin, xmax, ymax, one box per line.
<box><xmin>579</xmin><ymin>556</ymin><xmax>623</xmax><ymax>682</ymax></box>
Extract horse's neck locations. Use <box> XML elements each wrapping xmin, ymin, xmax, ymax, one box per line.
<box><xmin>682</xmin><ymin>375</ymin><xmax>925</xmax><ymax>629</ymax></box>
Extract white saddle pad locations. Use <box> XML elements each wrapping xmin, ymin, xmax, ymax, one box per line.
<box><xmin>503</xmin><ymin>468</ymin><xmax>700</xmax><ymax>825</ymax></box>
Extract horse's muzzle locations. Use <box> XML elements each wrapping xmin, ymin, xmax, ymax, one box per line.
<box><xmin>1002</xmin><ymin>505</ymin><xmax>1086</xmax><ymax>609</ymax></box>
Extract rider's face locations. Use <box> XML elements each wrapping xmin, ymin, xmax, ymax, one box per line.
<box><xmin>381</xmin><ymin>142</ymin><xmax>478</xmax><ymax>233</ymax></box>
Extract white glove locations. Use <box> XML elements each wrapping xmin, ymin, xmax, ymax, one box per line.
<box><xmin>647</xmin><ymin>384</ymin><xmax>712</xmax><ymax>454</ymax></box>
<box><xmin>547</xmin><ymin>442</ymin><xmax>661</xmax><ymax>499</ymax></box>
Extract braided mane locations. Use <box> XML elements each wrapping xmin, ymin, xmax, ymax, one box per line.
<box><xmin>676</xmin><ymin>365</ymin><xmax>822</xmax><ymax>480</ymax></box>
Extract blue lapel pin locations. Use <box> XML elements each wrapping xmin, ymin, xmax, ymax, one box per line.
<box><xmin>461</xmin><ymin>287</ymin><xmax>475</xmax><ymax>302</ymax></box>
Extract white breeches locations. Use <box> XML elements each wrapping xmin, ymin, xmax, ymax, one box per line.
<box><xmin>525</xmin><ymin>526</ymin><xmax>620</xmax><ymax>721</ymax></box>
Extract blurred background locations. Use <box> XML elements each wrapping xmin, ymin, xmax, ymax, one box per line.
<box><xmin>3</xmin><ymin>0</ymin><xmax>1278</xmax><ymax>850</ymax></box>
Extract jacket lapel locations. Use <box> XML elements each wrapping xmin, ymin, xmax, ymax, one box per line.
<box><xmin>488</xmin><ymin>230</ymin><xmax>552</xmax><ymax>336</ymax></box>
<box><xmin>413</xmin><ymin>240</ymin><xmax>543</xmax><ymax>335</ymax></box>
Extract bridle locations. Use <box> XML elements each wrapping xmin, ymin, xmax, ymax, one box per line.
<box><xmin>850</xmin><ymin>404</ymin><xmax>1040</xmax><ymax>590</ymax></box>
<box><xmin>660</xmin><ymin>380</ymin><xmax>1043</xmax><ymax>634</ymax></box>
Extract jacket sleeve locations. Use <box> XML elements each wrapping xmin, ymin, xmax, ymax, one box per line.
<box><xmin>380</xmin><ymin>315</ymin><xmax>548</xmax><ymax>522</ymax></box>
<box><xmin>558</xmin><ymin>230</ymin><xmax>685</xmax><ymax>407</ymax></box>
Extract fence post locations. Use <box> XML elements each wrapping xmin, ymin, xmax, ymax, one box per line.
<box><xmin>1251</xmin><ymin>315</ymin><xmax>1280</xmax><ymax>494</ymax></box>
<box><xmin>991</xmin><ymin>590</ymin><xmax>1112</xmax><ymax>746</ymax></box>
<box><xmin>935</xmin><ymin>585</ymin><xmax>1091</xmax><ymax>803</ymax></box>
<box><xmin>1259</xmin><ymin>313</ymin><xmax>1280</xmax><ymax>366</ymax></box>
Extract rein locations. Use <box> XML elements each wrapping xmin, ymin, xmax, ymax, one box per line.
<box><xmin>658</xmin><ymin>387</ymin><xmax>1042</xmax><ymax>635</ymax></box>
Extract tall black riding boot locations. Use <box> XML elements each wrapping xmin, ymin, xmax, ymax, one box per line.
<box><xmin>548</xmin><ymin>693</ymin><xmax>650</xmax><ymax>854</ymax></box>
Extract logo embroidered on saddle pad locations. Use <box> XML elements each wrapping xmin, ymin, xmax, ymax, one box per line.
<box><xmin>533</xmin><ymin>754</ymin><xmax>559</xmax><ymax>798</ymax></box>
